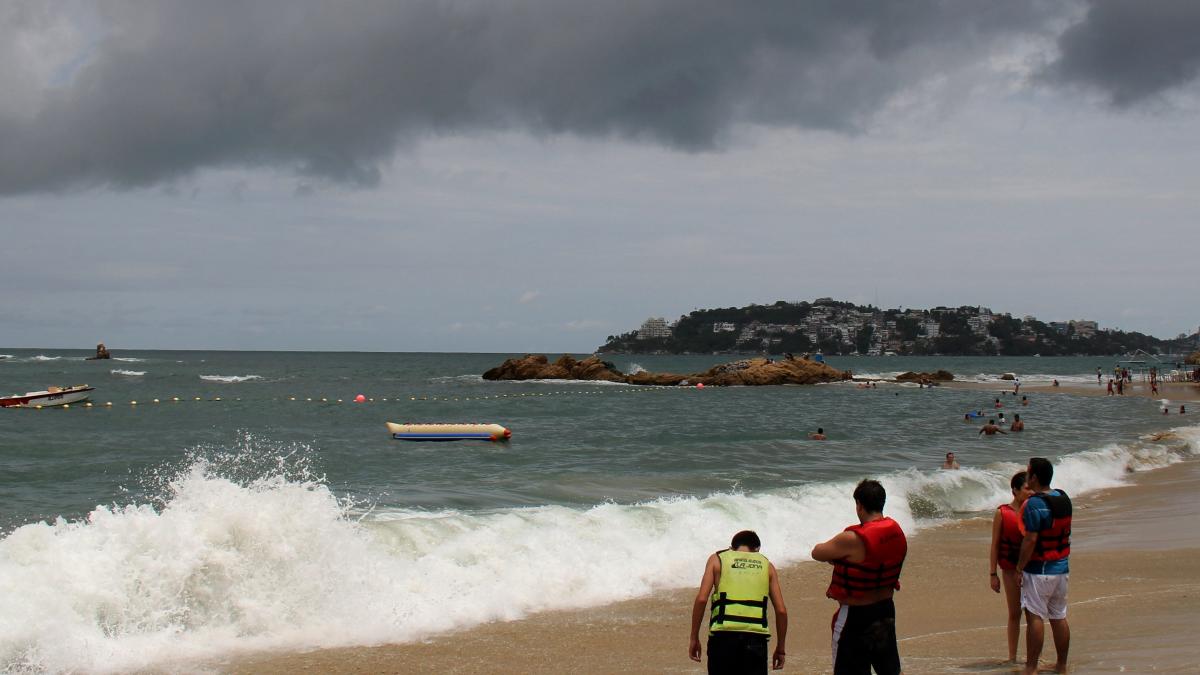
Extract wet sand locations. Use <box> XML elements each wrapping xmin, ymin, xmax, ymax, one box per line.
<box><xmin>221</xmin><ymin>460</ymin><xmax>1200</xmax><ymax>674</ymax></box>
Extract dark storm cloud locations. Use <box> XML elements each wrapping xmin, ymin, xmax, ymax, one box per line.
<box><xmin>0</xmin><ymin>0</ymin><xmax>1062</xmax><ymax>194</ymax></box>
<box><xmin>1044</xmin><ymin>0</ymin><xmax>1200</xmax><ymax>106</ymax></box>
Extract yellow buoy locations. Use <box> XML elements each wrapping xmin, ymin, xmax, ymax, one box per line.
<box><xmin>153</xmin><ymin>399</ymin><xmax>160</xmax><ymax>403</ymax></box>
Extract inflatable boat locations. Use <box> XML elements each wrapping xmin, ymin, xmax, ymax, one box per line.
<box><xmin>386</xmin><ymin>422</ymin><xmax>512</xmax><ymax>442</ymax></box>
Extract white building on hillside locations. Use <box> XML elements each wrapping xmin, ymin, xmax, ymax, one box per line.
<box><xmin>638</xmin><ymin>317</ymin><xmax>672</xmax><ymax>339</ymax></box>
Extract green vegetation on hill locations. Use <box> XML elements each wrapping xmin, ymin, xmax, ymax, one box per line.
<box><xmin>599</xmin><ymin>299</ymin><xmax>1193</xmax><ymax>356</ymax></box>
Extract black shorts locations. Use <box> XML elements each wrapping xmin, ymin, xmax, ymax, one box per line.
<box><xmin>831</xmin><ymin>598</ymin><xmax>901</xmax><ymax>675</ymax></box>
<box><xmin>707</xmin><ymin>631</ymin><xmax>768</xmax><ymax>675</ymax></box>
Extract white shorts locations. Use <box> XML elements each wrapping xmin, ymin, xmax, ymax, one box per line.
<box><xmin>1021</xmin><ymin>572</ymin><xmax>1068</xmax><ymax>620</ymax></box>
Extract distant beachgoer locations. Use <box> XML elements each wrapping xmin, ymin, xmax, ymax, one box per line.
<box><xmin>690</xmin><ymin>530</ymin><xmax>788</xmax><ymax>672</ymax></box>
<box><xmin>998</xmin><ymin>412</ymin><xmax>1007</xmax><ymax>426</ymax></box>
<box><xmin>1011</xmin><ymin>414</ymin><xmax>1024</xmax><ymax>432</ymax></box>
<box><xmin>1106</xmin><ymin>379</ymin><xmax>1114</xmax><ymax>396</ymax></box>
<box><xmin>942</xmin><ymin>452</ymin><xmax>960</xmax><ymax>470</ymax></box>
<box><xmin>1116</xmin><ymin>379</ymin><xmax>1124</xmax><ymax>396</ymax></box>
<box><xmin>1096</xmin><ymin>367</ymin><xmax>1102</xmax><ymax>384</ymax></box>
<box><xmin>1017</xmin><ymin>458</ymin><xmax>1072</xmax><ymax>675</ymax></box>
<box><xmin>812</xmin><ymin>480</ymin><xmax>907</xmax><ymax>675</ymax></box>
<box><xmin>1150</xmin><ymin>380</ymin><xmax>1158</xmax><ymax>395</ymax></box>
<box><xmin>995</xmin><ymin>398</ymin><xmax>1003</xmax><ymax>408</ymax></box>
<box><xmin>1182</xmin><ymin>405</ymin><xmax>1187</xmax><ymax>415</ymax></box>
<box><xmin>810</xmin><ymin>428</ymin><xmax>827</xmax><ymax>441</ymax></box>
<box><xmin>1022</xmin><ymin>395</ymin><xmax>1029</xmax><ymax>406</ymax></box>
<box><xmin>964</xmin><ymin>413</ymin><xmax>975</xmax><ymax>423</ymax></box>
<box><xmin>1014</xmin><ymin>378</ymin><xmax>1021</xmax><ymax>395</ymax></box>
<box><xmin>980</xmin><ymin>420</ymin><xmax>1007</xmax><ymax>436</ymax></box>
<box><xmin>1163</xmin><ymin>407</ymin><xmax>1170</xmax><ymax>415</ymax></box>
<box><xmin>1052</xmin><ymin>379</ymin><xmax>1059</xmax><ymax>387</ymax></box>
<box><xmin>991</xmin><ymin>470</ymin><xmax>1033</xmax><ymax>664</ymax></box>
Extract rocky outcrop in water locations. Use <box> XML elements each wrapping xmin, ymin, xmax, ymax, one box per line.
<box><xmin>895</xmin><ymin>370</ymin><xmax>955</xmax><ymax>382</ymax></box>
<box><xmin>482</xmin><ymin>354</ymin><xmax>849</xmax><ymax>386</ymax></box>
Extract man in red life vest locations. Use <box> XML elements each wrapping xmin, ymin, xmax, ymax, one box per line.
<box><xmin>1016</xmin><ymin>457</ymin><xmax>1072</xmax><ymax>674</ymax></box>
<box><xmin>689</xmin><ymin>530</ymin><xmax>789</xmax><ymax>673</ymax></box>
<box><xmin>812</xmin><ymin>479</ymin><xmax>908</xmax><ymax>675</ymax></box>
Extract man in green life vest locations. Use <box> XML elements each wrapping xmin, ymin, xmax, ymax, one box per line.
<box><xmin>689</xmin><ymin>530</ymin><xmax>789</xmax><ymax>673</ymax></box>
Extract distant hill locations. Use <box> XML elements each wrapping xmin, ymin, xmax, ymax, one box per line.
<box><xmin>598</xmin><ymin>299</ymin><xmax>1196</xmax><ymax>357</ymax></box>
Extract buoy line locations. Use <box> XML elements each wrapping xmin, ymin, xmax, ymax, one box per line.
<box><xmin>19</xmin><ymin>385</ymin><xmax>696</xmax><ymax>410</ymax></box>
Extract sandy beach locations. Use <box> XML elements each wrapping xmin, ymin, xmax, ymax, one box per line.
<box><xmin>222</xmin><ymin>455</ymin><xmax>1200</xmax><ymax>674</ymax></box>
<box><xmin>946</xmin><ymin>378</ymin><xmax>1200</xmax><ymax>404</ymax></box>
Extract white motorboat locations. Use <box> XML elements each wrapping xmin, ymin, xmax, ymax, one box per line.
<box><xmin>0</xmin><ymin>385</ymin><xmax>94</xmax><ymax>408</ymax></box>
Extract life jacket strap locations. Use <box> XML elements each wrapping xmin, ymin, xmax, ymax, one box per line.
<box><xmin>709</xmin><ymin>592</ymin><xmax>769</xmax><ymax>627</ymax></box>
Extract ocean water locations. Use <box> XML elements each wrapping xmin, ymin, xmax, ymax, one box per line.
<box><xmin>1</xmin><ymin>350</ymin><xmax>1196</xmax><ymax>672</ymax></box>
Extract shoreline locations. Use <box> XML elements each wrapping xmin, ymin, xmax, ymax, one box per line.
<box><xmin>943</xmin><ymin>378</ymin><xmax>1200</xmax><ymax>403</ymax></box>
<box><xmin>222</xmin><ymin>457</ymin><xmax>1200</xmax><ymax>674</ymax></box>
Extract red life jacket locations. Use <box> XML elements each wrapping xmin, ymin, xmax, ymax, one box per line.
<box><xmin>996</xmin><ymin>504</ymin><xmax>1022</xmax><ymax>570</ymax></box>
<box><xmin>827</xmin><ymin>517</ymin><xmax>907</xmax><ymax>602</ymax></box>
<box><xmin>1019</xmin><ymin>490</ymin><xmax>1072</xmax><ymax>562</ymax></box>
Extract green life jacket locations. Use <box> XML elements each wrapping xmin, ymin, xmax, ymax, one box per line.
<box><xmin>709</xmin><ymin>549</ymin><xmax>771</xmax><ymax>635</ymax></box>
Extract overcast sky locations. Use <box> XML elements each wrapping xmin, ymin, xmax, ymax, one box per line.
<box><xmin>2</xmin><ymin>1</ymin><xmax>1198</xmax><ymax>352</ymax></box>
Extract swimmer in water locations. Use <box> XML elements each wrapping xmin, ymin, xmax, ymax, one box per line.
<box><xmin>942</xmin><ymin>452</ymin><xmax>961</xmax><ymax>470</ymax></box>
<box><xmin>979</xmin><ymin>420</ymin><xmax>1007</xmax><ymax>436</ymax></box>
<box><xmin>1021</xmin><ymin>396</ymin><xmax>1029</xmax><ymax>406</ymax></box>
<box><xmin>994</xmin><ymin>398</ymin><xmax>1003</xmax><ymax>408</ymax></box>
<box><xmin>1011</xmin><ymin>414</ymin><xmax>1024</xmax><ymax>432</ymax></box>
<box><xmin>810</xmin><ymin>427</ymin><xmax>827</xmax><ymax>440</ymax></box>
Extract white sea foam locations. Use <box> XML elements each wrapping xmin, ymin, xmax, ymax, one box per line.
<box><xmin>1</xmin><ymin>426</ymin><xmax>1196</xmax><ymax>672</ymax></box>
<box><xmin>30</xmin><ymin>355</ymin><xmax>61</xmax><ymax>361</ymax></box>
<box><xmin>521</xmin><ymin>378</ymin><xmax>633</xmax><ymax>386</ymax></box>
<box><xmin>429</xmin><ymin>374</ymin><xmax>485</xmax><ymax>383</ymax></box>
<box><xmin>199</xmin><ymin>375</ymin><xmax>262</xmax><ymax>383</ymax></box>
<box><xmin>111</xmin><ymin>357</ymin><xmax>146</xmax><ymax>363</ymax></box>
<box><xmin>110</xmin><ymin>369</ymin><xmax>146</xmax><ymax>377</ymax></box>
<box><xmin>0</xmin><ymin>354</ymin><xmax>13</xmax><ymax>360</ymax></box>
<box><xmin>969</xmin><ymin>372</ymin><xmax>1096</xmax><ymax>385</ymax></box>
<box><xmin>850</xmin><ymin>371</ymin><xmax>905</xmax><ymax>381</ymax></box>
<box><xmin>628</xmin><ymin>363</ymin><xmax>646</xmax><ymax>375</ymax></box>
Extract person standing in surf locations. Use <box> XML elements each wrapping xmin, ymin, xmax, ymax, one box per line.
<box><xmin>812</xmin><ymin>479</ymin><xmax>907</xmax><ymax>675</ymax></box>
<box><xmin>689</xmin><ymin>530</ymin><xmax>788</xmax><ymax>673</ymax></box>
<box><xmin>990</xmin><ymin>470</ymin><xmax>1033</xmax><ymax>663</ymax></box>
<box><xmin>1017</xmin><ymin>457</ymin><xmax>1072</xmax><ymax>675</ymax></box>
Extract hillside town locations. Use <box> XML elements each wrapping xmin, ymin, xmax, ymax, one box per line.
<box><xmin>599</xmin><ymin>299</ymin><xmax>1194</xmax><ymax>357</ymax></box>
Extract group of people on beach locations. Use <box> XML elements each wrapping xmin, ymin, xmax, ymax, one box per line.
<box><xmin>688</xmin><ymin>457</ymin><xmax>1072</xmax><ymax>674</ymax></box>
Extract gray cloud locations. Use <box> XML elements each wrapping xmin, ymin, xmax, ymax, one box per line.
<box><xmin>0</xmin><ymin>0</ymin><xmax>1064</xmax><ymax>194</ymax></box>
<box><xmin>1044</xmin><ymin>0</ymin><xmax>1200</xmax><ymax>105</ymax></box>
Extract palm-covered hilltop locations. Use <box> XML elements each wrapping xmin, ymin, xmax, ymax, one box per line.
<box><xmin>598</xmin><ymin>299</ymin><xmax>1196</xmax><ymax>357</ymax></box>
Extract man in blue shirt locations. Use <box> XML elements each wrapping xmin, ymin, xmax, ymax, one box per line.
<box><xmin>1016</xmin><ymin>457</ymin><xmax>1071</xmax><ymax>675</ymax></box>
